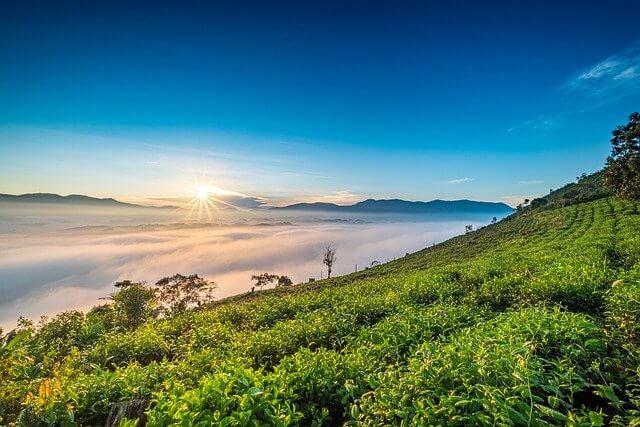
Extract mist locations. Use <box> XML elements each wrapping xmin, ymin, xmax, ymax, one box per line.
<box><xmin>0</xmin><ymin>204</ymin><xmax>497</xmax><ymax>330</ymax></box>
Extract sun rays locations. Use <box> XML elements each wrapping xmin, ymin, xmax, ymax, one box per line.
<box><xmin>180</xmin><ymin>183</ymin><xmax>251</xmax><ymax>222</ymax></box>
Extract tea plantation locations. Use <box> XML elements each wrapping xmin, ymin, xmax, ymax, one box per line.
<box><xmin>3</xmin><ymin>193</ymin><xmax>640</xmax><ymax>425</ymax></box>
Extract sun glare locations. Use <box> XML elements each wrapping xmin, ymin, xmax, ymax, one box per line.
<box><xmin>196</xmin><ymin>186</ymin><xmax>209</xmax><ymax>200</ymax></box>
<box><xmin>183</xmin><ymin>180</ymin><xmax>250</xmax><ymax>222</ymax></box>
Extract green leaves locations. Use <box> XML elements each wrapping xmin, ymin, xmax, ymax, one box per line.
<box><xmin>4</xmin><ymin>197</ymin><xmax>640</xmax><ymax>425</ymax></box>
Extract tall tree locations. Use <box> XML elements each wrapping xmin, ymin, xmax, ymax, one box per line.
<box><xmin>322</xmin><ymin>244</ymin><xmax>337</xmax><ymax>278</ymax></box>
<box><xmin>604</xmin><ymin>112</ymin><xmax>640</xmax><ymax>200</ymax></box>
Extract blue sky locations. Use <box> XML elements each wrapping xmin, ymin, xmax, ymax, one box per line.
<box><xmin>1</xmin><ymin>1</ymin><xmax>640</xmax><ymax>206</ymax></box>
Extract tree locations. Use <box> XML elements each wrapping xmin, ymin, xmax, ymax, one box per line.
<box><xmin>465</xmin><ymin>225</ymin><xmax>473</xmax><ymax>233</ymax></box>
<box><xmin>110</xmin><ymin>282</ymin><xmax>156</xmax><ymax>329</ymax></box>
<box><xmin>491</xmin><ymin>216</ymin><xmax>497</xmax><ymax>224</ymax></box>
<box><xmin>322</xmin><ymin>244</ymin><xmax>337</xmax><ymax>278</ymax></box>
<box><xmin>530</xmin><ymin>197</ymin><xmax>548</xmax><ymax>208</ymax></box>
<box><xmin>251</xmin><ymin>273</ymin><xmax>279</xmax><ymax>290</ymax></box>
<box><xmin>154</xmin><ymin>274</ymin><xmax>217</xmax><ymax>316</ymax></box>
<box><xmin>604</xmin><ymin>112</ymin><xmax>640</xmax><ymax>200</ymax></box>
<box><xmin>277</xmin><ymin>276</ymin><xmax>293</xmax><ymax>287</ymax></box>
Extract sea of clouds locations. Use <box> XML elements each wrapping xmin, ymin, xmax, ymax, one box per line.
<box><xmin>0</xmin><ymin>212</ymin><xmax>486</xmax><ymax>330</ymax></box>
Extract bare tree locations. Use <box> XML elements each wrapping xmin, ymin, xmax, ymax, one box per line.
<box><xmin>322</xmin><ymin>244</ymin><xmax>337</xmax><ymax>278</ymax></box>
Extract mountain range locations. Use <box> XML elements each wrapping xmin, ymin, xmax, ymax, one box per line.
<box><xmin>0</xmin><ymin>193</ymin><xmax>145</xmax><ymax>207</ymax></box>
<box><xmin>0</xmin><ymin>193</ymin><xmax>513</xmax><ymax>215</ymax></box>
<box><xmin>271</xmin><ymin>198</ymin><xmax>513</xmax><ymax>214</ymax></box>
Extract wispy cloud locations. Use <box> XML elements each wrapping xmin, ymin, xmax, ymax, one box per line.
<box><xmin>447</xmin><ymin>178</ymin><xmax>474</xmax><ymax>184</ymax></box>
<box><xmin>564</xmin><ymin>42</ymin><xmax>640</xmax><ymax>103</ymax></box>
<box><xmin>518</xmin><ymin>180</ymin><xmax>544</xmax><ymax>185</ymax></box>
<box><xmin>272</xmin><ymin>190</ymin><xmax>362</xmax><ymax>206</ymax></box>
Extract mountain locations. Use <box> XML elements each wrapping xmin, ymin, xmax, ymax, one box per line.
<box><xmin>0</xmin><ymin>193</ymin><xmax>146</xmax><ymax>208</ymax></box>
<box><xmin>272</xmin><ymin>198</ymin><xmax>513</xmax><ymax>214</ymax></box>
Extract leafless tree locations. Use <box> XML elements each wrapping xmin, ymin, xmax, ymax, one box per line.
<box><xmin>322</xmin><ymin>244</ymin><xmax>337</xmax><ymax>278</ymax></box>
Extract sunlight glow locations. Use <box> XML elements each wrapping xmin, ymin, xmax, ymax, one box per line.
<box><xmin>196</xmin><ymin>186</ymin><xmax>209</xmax><ymax>200</ymax></box>
<box><xmin>178</xmin><ymin>181</ymin><xmax>251</xmax><ymax>223</ymax></box>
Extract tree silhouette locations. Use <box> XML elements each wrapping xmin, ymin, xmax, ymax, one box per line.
<box><xmin>277</xmin><ymin>276</ymin><xmax>293</xmax><ymax>287</ymax></box>
<box><xmin>322</xmin><ymin>244</ymin><xmax>337</xmax><ymax>278</ymax></box>
<box><xmin>251</xmin><ymin>273</ymin><xmax>279</xmax><ymax>290</ymax></box>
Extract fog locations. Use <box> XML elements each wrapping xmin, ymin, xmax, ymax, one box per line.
<box><xmin>0</xmin><ymin>205</ymin><xmax>496</xmax><ymax>330</ymax></box>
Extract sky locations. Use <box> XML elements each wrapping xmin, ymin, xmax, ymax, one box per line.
<box><xmin>1</xmin><ymin>0</ymin><xmax>640</xmax><ymax>206</ymax></box>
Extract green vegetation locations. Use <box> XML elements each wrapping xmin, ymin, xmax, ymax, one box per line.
<box><xmin>3</xmin><ymin>123</ymin><xmax>640</xmax><ymax>425</ymax></box>
<box><xmin>3</xmin><ymin>192</ymin><xmax>640</xmax><ymax>425</ymax></box>
<box><xmin>604</xmin><ymin>112</ymin><xmax>640</xmax><ymax>200</ymax></box>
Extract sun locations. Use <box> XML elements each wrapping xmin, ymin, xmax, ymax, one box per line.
<box><xmin>195</xmin><ymin>186</ymin><xmax>209</xmax><ymax>201</ymax></box>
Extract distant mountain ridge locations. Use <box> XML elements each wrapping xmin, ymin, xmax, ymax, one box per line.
<box><xmin>0</xmin><ymin>193</ymin><xmax>142</xmax><ymax>207</ymax></box>
<box><xmin>1</xmin><ymin>193</ymin><xmax>514</xmax><ymax>215</ymax></box>
<box><xmin>271</xmin><ymin>198</ymin><xmax>513</xmax><ymax>214</ymax></box>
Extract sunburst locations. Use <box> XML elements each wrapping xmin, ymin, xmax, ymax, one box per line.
<box><xmin>180</xmin><ymin>183</ymin><xmax>251</xmax><ymax>222</ymax></box>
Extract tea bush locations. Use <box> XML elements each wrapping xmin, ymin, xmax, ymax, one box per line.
<box><xmin>3</xmin><ymin>196</ymin><xmax>640</xmax><ymax>425</ymax></box>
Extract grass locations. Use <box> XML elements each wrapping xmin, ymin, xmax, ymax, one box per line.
<box><xmin>3</xmin><ymin>188</ymin><xmax>640</xmax><ymax>425</ymax></box>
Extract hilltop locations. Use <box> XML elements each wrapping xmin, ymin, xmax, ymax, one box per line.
<box><xmin>3</xmin><ymin>172</ymin><xmax>640</xmax><ymax>425</ymax></box>
<box><xmin>0</xmin><ymin>193</ymin><xmax>147</xmax><ymax>208</ymax></box>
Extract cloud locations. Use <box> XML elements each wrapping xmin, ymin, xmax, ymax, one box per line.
<box><xmin>518</xmin><ymin>180</ymin><xmax>544</xmax><ymax>185</ymax></box>
<box><xmin>564</xmin><ymin>43</ymin><xmax>640</xmax><ymax>102</ymax></box>
<box><xmin>134</xmin><ymin>195</ymin><xmax>268</xmax><ymax>210</ymax></box>
<box><xmin>0</xmin><ymin>218</ymin><xmax>486</xmax><ymax>329</ymax></box>
<box><xmin>447</xmin><ymin>178</ymin><xmax>474</xmax><ymax>184</ymax></box>
<box><xmin>500</xmin><ymin>195</ymin><xmax>534</xmax><ymax>207</ymax></box>
<box><xmin>270</xmin><ymin>190</ymin><xmax>363</xmax><ymax>207</ymax></box>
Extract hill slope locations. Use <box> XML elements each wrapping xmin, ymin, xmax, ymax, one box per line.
<box><xmin>3</xmin><ymin>189</ymin><xmax>640</xmax><ymax>425</ymax></box>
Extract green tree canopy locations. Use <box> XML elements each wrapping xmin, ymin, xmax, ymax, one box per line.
<box><xmin>604</xmin><ymin>112</ymin><xmax>640</xmax><ymax>200</ymax></box>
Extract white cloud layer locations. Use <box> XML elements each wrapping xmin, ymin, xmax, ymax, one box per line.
<box><xmin>0</xmin><ymin>220</ymin><xmax>479</xmax><ymax>330</ymax></box>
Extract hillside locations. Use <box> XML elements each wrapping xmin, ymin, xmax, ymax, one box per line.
<box><xmin>272</xmin><ymin>198</ymin><xmax>513</xmax><ymax>215</ymax></box>
<box><xmin>3</xmin><ymin>183</ymin><xmax>640</xmax><ymax>425</ymax></box>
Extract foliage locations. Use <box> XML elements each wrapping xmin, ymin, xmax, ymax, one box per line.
<box><xmin>111</xmin><ymin>282</ymin><xmax>156</xmax><ymax>329</ymax></box>
<box><xmin>605</xmin><ymin>112</ymin><xmax>640</xmax><ymax>200</ymax></box>
<box><xmin>4</xmin><ymin>193</ymin><xmax>640</xmax><ymax>425</ymax></box>
<box><xmin>251</xmin><ymin>272</ymin><xmax>279</xmax><ymax>290</ymax></box>
<box><xmin>277</xmin><ymin>275</ymin><xmax>293</xmax><ymax>287</ymax></box>
<box><xmin>154</xmin><ymin>273</ymin><xmax>217</xmax><ymax>316</ymax></box>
